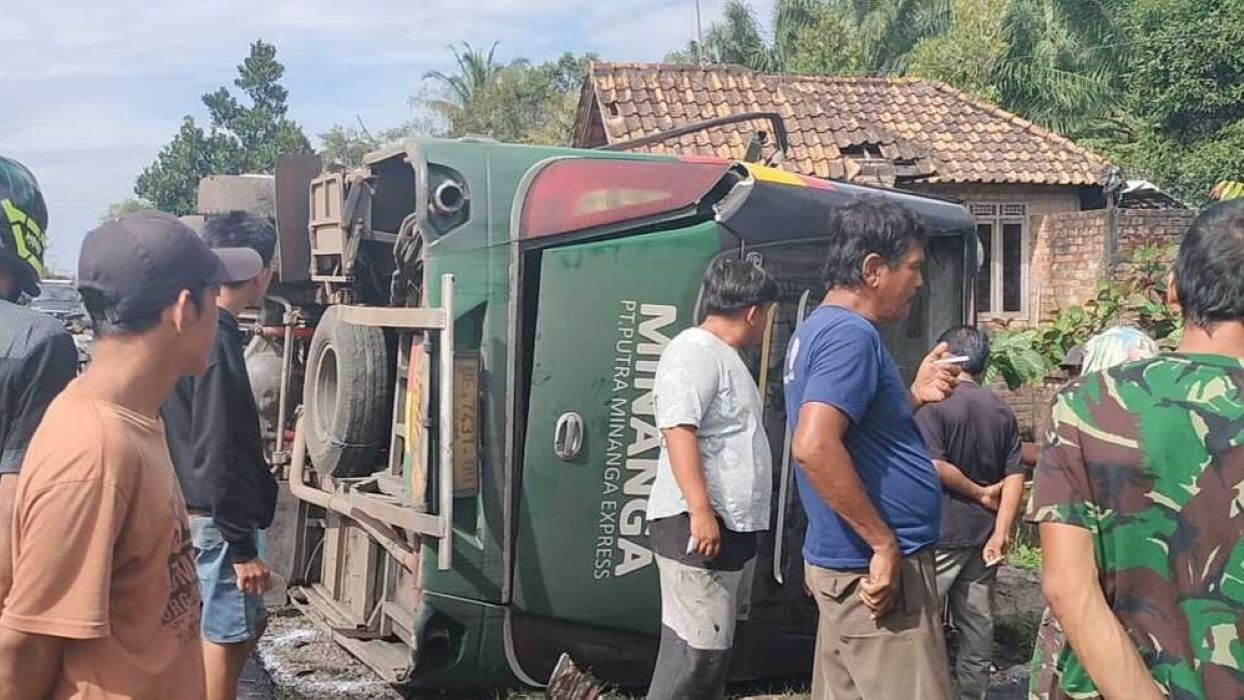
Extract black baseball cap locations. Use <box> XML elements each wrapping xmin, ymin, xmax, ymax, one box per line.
<box><xmin>77</xmin><ymin>211</ymin><xmax>263</xmax><ymax>324</ymax></box>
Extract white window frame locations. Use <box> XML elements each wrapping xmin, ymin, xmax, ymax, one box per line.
<box><xmin>971</xmin><ymin>203</ymin><xmax>1030</xmax><ymax>319</ymax></box>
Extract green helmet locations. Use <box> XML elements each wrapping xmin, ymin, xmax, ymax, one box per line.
<box><xmin>0</xmin><ymin>155</ymin><xmax>48</xmax><ymax>297</ymax></box>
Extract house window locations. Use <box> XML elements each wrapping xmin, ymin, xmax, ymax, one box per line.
<box><xmin>970</xmin><ymin>203</ymin><xmax>1028</xmax><ymax>317</ymax></box>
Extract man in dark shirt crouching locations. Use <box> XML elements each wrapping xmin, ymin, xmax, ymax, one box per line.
<box><xmin>162</xmin><ymin>211</ymin><xmax>278</xmax><ymax>700</ymax></box>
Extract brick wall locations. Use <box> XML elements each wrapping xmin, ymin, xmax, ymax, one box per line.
<box><xmin>1031</xmin><ymin>210</ymin><xmax>1110</xmax><ymax>320</ymax></box>
<box><xmin>991</xmin><ymin>377</ymin><xmax>1065</xmax><ymax>440</ymax></box>
<box><xmin>999</xmin><ymin>209</ymin><xmax>1193</xmax><ymax>433</ymax></box>
<box><xmin>1030</xmin><ymin>209</ymin><xmax>1195</xmax><ymax>325</ymax></box>
<box><xmin>1109</xmin><ymin>210</ymin><xmax>1194</xmax><ymax>284</ymax></box>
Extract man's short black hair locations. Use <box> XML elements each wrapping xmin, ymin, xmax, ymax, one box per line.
<box><xmin>822</xmin><ymin>197</ymin><xmax>927</xmax><ymax>290</ymax></box>
<box><xmin>936</xmin><ymin>325</ymin><xmax>990</xmax><ymax>376</ymax></box>
<box><xmin>1176</xmin><ymin>200</ymin><xmax>1244</xmax><ymax>328</ymax></box>
<box><xmin>701</xmin><ymin>256</ymin><xmax>780</xmax><ymax>317</ymax></box>
<box><xmin>202</xmin><ymin>211</ymin><xmax>276</xmax><ymax>270</ymax></box>
<box><xmin>81</xmin><ymin>285</ymin><xmax>207</xmax><ymax>338</ymax></box>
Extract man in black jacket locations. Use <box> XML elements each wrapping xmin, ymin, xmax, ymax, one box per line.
<box><xmin>0</xmin><ymin>157</ymin><xmax>77</xmax><ymax>610</ymax></box>
<box><xmin>162</xmin><ymin>211</ymin><xmax>277</xmax><ymax>700</ymax></box>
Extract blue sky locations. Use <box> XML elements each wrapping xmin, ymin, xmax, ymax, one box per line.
<box><xmin>1</xmin><ymin>0</ymin><xmax>776</xmax><ymax>273</ymax></box>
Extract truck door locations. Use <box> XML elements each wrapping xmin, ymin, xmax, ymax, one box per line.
<box><xmin>512</xmin><ymin>222</ymin><xmax>721</xmax><ymax>634</ymax></box>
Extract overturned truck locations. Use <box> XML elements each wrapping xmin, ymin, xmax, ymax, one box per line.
<box><xmin>251</xmin><ymin>136</ymin><xmax>977</xmax><ymax>693</ymax></box>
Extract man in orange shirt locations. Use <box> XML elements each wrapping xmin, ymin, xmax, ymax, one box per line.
<box><xmin>0</xmin><ymin>211</ymin><xmax>262</xmax><ymax>699</ymax></box>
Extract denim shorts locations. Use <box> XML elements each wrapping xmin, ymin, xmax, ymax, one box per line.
<box><xmin>190</xmin><ymin>515</ymin><xmax>268</xmax><ymax>644</ymax></box>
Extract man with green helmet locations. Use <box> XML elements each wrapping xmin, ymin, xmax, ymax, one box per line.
<box><xmin>0</xmin><ymin>156</ymin><xmax>77</xmax><ymax>609</ymax></box>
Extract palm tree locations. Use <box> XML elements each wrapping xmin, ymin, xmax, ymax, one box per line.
<box><xmin>846</xmin><ymin>0</ymin><xmax>954</xmax><ymax>74</ymax></box>
<box><xmin>994</xmin><ymin>0</ymin><xmax>1129</xmax><ymax>135</ymax></box>
<box><xmin>694</xmin><ymin>0</ymin><xmax>951</xmax><ymax>75</ymax></box>
<box><xmin>423</xmin><ymin>42</ymin><xmax>504</xmax><ymax>124</ymax></box>
<box><xmin>704</xmin><ymin>0</ymin><xmax>775</xmax><ymax>70</ymax></box>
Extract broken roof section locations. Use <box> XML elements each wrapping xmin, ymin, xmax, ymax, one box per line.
<box><xmin>574</xmin><ymin>63</ymin><xmax>1109</xmax><ymax>188</ymax></box>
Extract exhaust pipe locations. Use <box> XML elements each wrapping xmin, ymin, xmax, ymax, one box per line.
<box><xmin>431</xmin><ymin>180</ymin><xmax>466</xmax><ymax>216</ymax></box>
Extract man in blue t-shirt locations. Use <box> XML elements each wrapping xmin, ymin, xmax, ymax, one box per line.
<box><xmin>784</xmin><ymin>197</ymin><xmax>960</xmax><ymax>700</ymax></box>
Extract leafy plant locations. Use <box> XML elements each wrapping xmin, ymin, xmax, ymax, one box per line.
<box><xmin>985</xmin><ymin>243</ymin><xmax>1181</xmax><ymax>389</ymax></box>
<box><xmin>983</xmin><ymin>328</ymin><xmax>1047</xmax><ymax>389</ymax></box>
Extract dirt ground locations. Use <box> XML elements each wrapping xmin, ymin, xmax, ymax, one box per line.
<box><xmin>247</xmin><ymin>565</ymin><xmax>1044</xmax><ymax>699</ymax></box>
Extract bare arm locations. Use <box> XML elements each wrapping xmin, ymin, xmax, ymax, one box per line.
<box><xmin>993</xmin><ymin>474</ymin><xmax>1025</xmax><ymax>535</ymax></box>
<box><xmin>793</xmin><ymin>403</ymin><xmax>895</xmax><ymax>552</ymax></box>
<box><xmin>793</xmin><ymin>403</ymin><xmax>900</xmax><ymax>615</ymax></box>
<box><xmin>662</xmin><ymin>425</ymin><xmax>720</xmax><ymax>558</ymax></box>
<box><xmin>1039</xmin><ymin>523</ymin><xmax>1163</xmax><ymax>699</ymax></box>
<box><xmin>983</xmin><ymin>473</ymin><xmax>1027</xmax><ymax>563</ymax></box>
<box><xmin>933</xmin><ymin>459</ymin><xmax>1001</xmax><ymax>509</ymax></box>
<box><xmin>0</xmin><ymin>627</ymin><xmax>64</xmax><ymax>700</ymax></box>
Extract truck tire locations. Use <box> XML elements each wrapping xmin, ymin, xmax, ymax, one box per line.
<box><xmin>303</xmin><ymin>306</ymin><xmax>392</xmax><ymax>477</ymax></box>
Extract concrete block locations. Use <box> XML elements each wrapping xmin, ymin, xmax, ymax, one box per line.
<box><xmin>199</xmin><ymin>174</ymin><xmax>276</xmax><ymax>219</ymax></box>
<box><xmin>180</xmin><ymin>215</ymin><xmax>206</xmax><ymax>234</ymax></box>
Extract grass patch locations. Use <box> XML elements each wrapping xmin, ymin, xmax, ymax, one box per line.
<box><xmin>1007</xmin><ymin>542</ymin><xmax>1042</xmax><ymax>570</ymax></box>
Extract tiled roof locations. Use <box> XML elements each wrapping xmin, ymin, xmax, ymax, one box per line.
<box><xmin>575</xmin><ymin>63</ymin><xmax>1108</xmax><ymax>187</ymax></box>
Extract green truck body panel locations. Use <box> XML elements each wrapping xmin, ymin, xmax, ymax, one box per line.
<box><xmin>514</xmin><ymin>222</ymin><xmax>721</xmax><ymax>632</ymax></box>
<box><xmin>300</xmin><ymin>138</ymin><xmax>975</xmax><ymax>690</ymax></box>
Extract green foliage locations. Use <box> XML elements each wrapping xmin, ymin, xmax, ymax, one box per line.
<box><xmin>1095</xmin><ymin>0</ymin><xmax>1244</xmax><ymax>205</ymax></box>
<box><xmin>100</xmin><ymin>198</ymin><xmax>154</xmax><ymax>223</ymax></box>
<box><xmin>702</xmin><ymin>0</ymin><xmax>952</xmax><ymax>75</ymax></box>
<box><xmin>134</xmin><ymin>116</ymin><xmax>246</xmax><ymax>216</ymax></box>
<box><xmin>992</xmin><ymin>0</ymin><xmax>1127</xmax><ymax>136</ymax></box>
<box><xmin>786</xmin><ymin>6</ymin><xmax>863</xmax><ymax>74</ymax></box>
<box><xmin>317</xmin><ymin>120</ymin><xmax>435</xmax><ymax>168</ymax></box>
<box><xmin>679</xmin><ymin>0</ymin><xmax>1242</xmax><ymax>206</ymax></box>
<box><xmin>982</xmin><ymin>329</ymin><xmax>1048</xmax><ymax>390</ymax></box>
<box><xmin>135</xmin><ymin>41</ymin><xmax>311</xmax><ymax>215</ymax></box>
<box><xmin>906</xmin><ymin>0</ymin><xmax>1007</xmax><ymax>102</ymax></box>
<box><xmin>1125</xmin><ymin>0</ymin><xmax>1244</xmax><ymax>141</ymax></box>
<box><xmin>705</xmin><ymin>0</ymin><xmax>775</xmax><ymax>70</ymax></box>
<box><xmin>422</xmin><ymin>47</ymin><xmax>595</xmax><ymax>146</ymax></box>
<box><xmin>986</xmin><ymin>243</ymin><xmax>1181</xmax><ymax>389</ymax></box>
<box><xmin>1007</xmin><ymin>542</ymin><xmax>1043</xmax><ymax>570</ymax></box>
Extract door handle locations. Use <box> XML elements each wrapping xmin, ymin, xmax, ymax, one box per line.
<box><xmin>553</xmin><ymin>412</ymin><xmax>584</xmax><ymax>461</ymax></box>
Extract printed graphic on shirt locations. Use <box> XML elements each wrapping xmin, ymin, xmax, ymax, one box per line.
<box><xmin>162</xmin><ymin>501</ymin><xmax>201</xmax><ymax>643</ymax></box>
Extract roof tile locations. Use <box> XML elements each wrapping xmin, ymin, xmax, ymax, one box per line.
<box><xmin>578</xmin><ymin>63</ymin><xmax>1107</xmax><ymax>186</ymax></box>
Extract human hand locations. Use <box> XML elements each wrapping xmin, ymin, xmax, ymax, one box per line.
<box><xmin>859</xmin><ymin>540</ymin><xmax>901</xmax><ymax>619</ymax></box>
<box><xmin>233</xmin><ymin>557</ymin><xmax>273</xmax><ymax>595</ymax></box>
<box><xmin>688</xmin><ymin>509</ymin><xmax>722</xmax><ymax>560</ymax></box>
<box><xmin>912</xmin><ymin>342</ymin><xmax>961</xmax><ymax>407</ymax></box>
<box><xmin>977</xmin><ymin>482</ymin><xmax>1003</xmax><ymax>511</ymax></box>
<box><xmin>983</xmin><ymin>529</ymin><xmax>1010</xmax><ymax>567</ymax></box>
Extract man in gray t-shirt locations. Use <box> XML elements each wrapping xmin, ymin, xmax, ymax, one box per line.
<box><xmin>645</xmin><ymin>257</ymin><xmax>778</xmax><ymax>700</ymax></box>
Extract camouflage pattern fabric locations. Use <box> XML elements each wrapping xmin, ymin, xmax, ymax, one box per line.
<box><xmin>1026</xmin><ymin>353</ymin><xmax>1244</xmax><ymax>700</ymax></box>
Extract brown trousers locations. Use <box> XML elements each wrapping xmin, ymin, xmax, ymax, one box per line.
<box><xmin>806</xmin><ymin>550</ymin><xmax>952</xmax><ymax>700</ymax></box>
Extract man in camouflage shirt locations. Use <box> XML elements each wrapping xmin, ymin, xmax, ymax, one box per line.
<box><xmin>1027</xmin><ymin>199</ymin><xmax>1244</xmax><ymax>700</ymax></box>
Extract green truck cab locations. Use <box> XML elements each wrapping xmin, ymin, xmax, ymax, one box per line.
<box><xmin>262</xmin><ymin>137</ymin><xmax>976</xmax><ymax>693</ymax></box>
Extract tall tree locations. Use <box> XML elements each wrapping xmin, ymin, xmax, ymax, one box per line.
<box><xmin>694</xmin><ymin>0</ymin><xmax>952</xmax><ymax>75</ymax></box>
<box><xmin>704</xmin><ymin>0</ymin><xmax>775</xmax><ymax>70</ymax></box>
<box><xmin>200</xmin><ymin>40</ymin><xmax>312</xmax><ymax>173</ymax></box>
<box><xmin>422</xmin><ymin>43</ymin><xmax>505</xmax><ymax>129</ymax></box>
<box><xmin>100</xmin><ymin>198</ymin><xmax>154</xmax><ymax>223</ymax></box>
<box><xmin>422</xmin><ymin>47</ymin><xmax>595</xmax><ymax>146</ymax></box>
<box><xmin>318</xmin><ymin>119</ymin><xmax>439</xmax><ymax>168</ymax></box>
<box><xmin>992</xmin><ymin>0</ymin><xmax>1127</xmax><ymax>136</ymax></box>
<box><xmin>906</xmin><ymin>0</ymin><xmax>1008</xmax><ymax>101</ymax></box>
<box><xmin>135</xmin><ymin>117</ymin><xmax>244</xmax><ymax>216</ymax></box>
<box><xmin>1095</xmin><ymin>0</ymin><xmax>1244</xmax><ymax>204</ymax></box>
<box><xmin>136</xmin><ymin>41</ymin><xmax>311</xmax><ymax>215</ymax></box>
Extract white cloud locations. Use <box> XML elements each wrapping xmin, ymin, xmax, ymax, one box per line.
<box><xmin>4</xmin><ymin>0</ymin><xmax>775</xmax><ymax>267</ymax></box>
